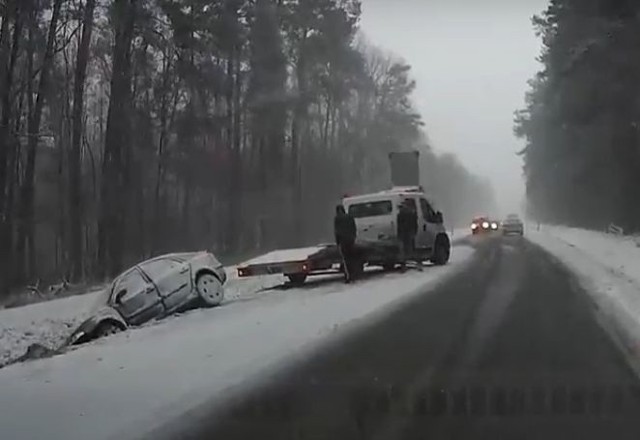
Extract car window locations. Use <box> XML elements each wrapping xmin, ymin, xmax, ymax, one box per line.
<box><xmin>348</xmin><ymin>201</ymin><xmax>393</xmax><ymax>218</ymax></box>
<box><xmin>112</xmin><ymin>269</ymin><xmax>147</xmax><ymax>300</ymax></box>
<box><xmin>420</xmin><ymin>198</ymin><xmax>436</xmax><ymax>222</ymax></box>
<box><xmin>139</xmin><ymin>258</ymin><xmax>181</xmax><ymax>281</ymax></box>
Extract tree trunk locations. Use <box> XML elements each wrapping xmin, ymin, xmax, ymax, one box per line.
<box><xmin>98</xmin><ymin>0</ymin><xmax>137</xmax><ymax>278</ymax></box>
<box><xmin>16</xmin><ymin>0</ymin><xmax>63</xmax><ymax>281</ymax></box>
<box><xmin>0</xmin><ymin>0</ymin><xmax>18</xmax><ymax>215</ymax></box>
<box><xmin>225</xmin><ymin>44</ymin><xmax>238</xmax><ymax>252</ymax></box>
<box><xmin>68</xmin><ymin>0</ymin><xmax>96</xmax><ymax>281</ymax></box>
<box><xmin>290</xmin><ymin>32</ymin><xmax>308</xmax><ymax>245</ymax></box>
<box><xmin>232</xmin><ymin>50</ymin><xmax>243</xmax><ymax>251</ymax></box>
<box><xmin>0</xmin><ymin>0</ymin><xmax>21</xmax><ymax>294</ymax></box>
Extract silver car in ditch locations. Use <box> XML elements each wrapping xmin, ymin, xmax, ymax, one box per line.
<box><xmin>68</xmin><ymin>252</ymin><xmax>226</xmax><ymax>345</ymax></box>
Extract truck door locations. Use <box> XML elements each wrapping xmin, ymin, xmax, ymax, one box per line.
<box><xmin>347</xmin><ymin>199</ymin><xmax>395</xmax><ymax>243</ymax></box>
<box><xmin>418</xmin><ymin>198</ymin><xmax>437</xmax><ymax>252</ymax></box>
<box><xmin>403</xmin><ymin>197</ymin><xmax>425</xmax><ymax>250</ymax></box>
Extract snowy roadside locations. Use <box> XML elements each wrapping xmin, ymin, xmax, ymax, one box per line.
<box><xmin>0</xmin><ymin>245</ymin><xmax>475</xmax><ymax>440</ymax></box>
<box><xmin>0</xmin><ymin>265</ymin><xmax>282</xmax><ymax>368</ymax></box>
<box><xmin>528</xmin><ymin>226</ymin><xmax>640</xmax><ymax>375</ymax></box>
<box><xmin>0</xmin><ymin>289</ymin><xmax>105</xmax><ymax>367</ymax></box>
<box><xmin>0</xmin><ymin>230</ymin><xmax>467</xmax><ymax>368</ymax></box>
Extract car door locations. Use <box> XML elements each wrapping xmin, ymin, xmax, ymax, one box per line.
<box><xmin>139</xmin><ymin>258</ymin><xmax>192</xmax><ymax>312</ymax></box>
<box><xmin>110</xmin><ymin>268</ymin><xmax>163</xmax><ymax>325</ymax></box>
<box><xmin>419</xmin><ymin>198</ymin><xmax>438</xmax><ymax>252</ymax></box>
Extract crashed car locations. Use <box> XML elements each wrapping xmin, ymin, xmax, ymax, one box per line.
<box><xmin>471</xmin><ymin>216</ymin><xmax>499</xmax><ymax>235</ymax></box>
<box><xmin>68</xmin><ymin>252</ymin><xmax>226</xmax><ymax>345</ymax></box>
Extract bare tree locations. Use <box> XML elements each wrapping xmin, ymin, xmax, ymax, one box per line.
<box><xmin>68</xmin><ymin>0</ymin><xmax>97</xmax><ymax>281</ymax></box>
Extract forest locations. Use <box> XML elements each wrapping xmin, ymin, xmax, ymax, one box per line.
<box><xmin>516</xmin><ymin>0</ymin><xmax>640</xmax><ymax>232</ymax></box>
<box><xmin>0</xmin><ymin>0</ymin><xmax>494</xmax><ymax>294</ymax></box>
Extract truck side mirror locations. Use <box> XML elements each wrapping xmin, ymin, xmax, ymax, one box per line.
<box><xmin>435</xmin><ymin>212</ymin><xmax>444</xmax><ymax>224</ymax></box>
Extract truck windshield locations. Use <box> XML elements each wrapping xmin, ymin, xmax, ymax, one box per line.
<box><xmin>348</xmin><ymin>201</ymin><xmax>393</xmax><ymax>218</ymax></box>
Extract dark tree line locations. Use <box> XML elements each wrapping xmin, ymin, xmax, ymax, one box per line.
<box><xmin>516</xmin><ymin>0</ymin><xmax>640</xmax><ymax>231</ymax></box>
<box><xmin>0</xmin><ymin>0</ymin><xmax>493</xmax><ymax>295</ymax></box>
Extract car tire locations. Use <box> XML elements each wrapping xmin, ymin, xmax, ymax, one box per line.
<box><xmin>287</xmin><ymin>273</ymin><xmax>308</xmax><ymax>286</ymax></box>
<box><xmin>432</xmin><ymin>235</ymin><xmax>451</xmax><ymax>266</ymax></box>
<box><xmin>95</xmin><ymin>320</ymin><xmax>124</xmax><ymax>339</ymax></box>
<box><xmin>196</xmin><ymin>271</ymin><xmax>224</xmax><ymax>307</ymax></box>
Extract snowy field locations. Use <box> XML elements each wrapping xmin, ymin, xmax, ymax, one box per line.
<box><xmin>529</xmin><ymin>226</ymin><xmax>640</xmax><ymax>375</ymax></box>
<box><xmin>0</xmin><ymin>244</ymin><xmax>475</xmax><ymax>440</ymax></box>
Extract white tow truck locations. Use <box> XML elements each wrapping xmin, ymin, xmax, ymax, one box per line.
<box><xmin>236</xmin><ymin>152</ymin><xmax>451</xmax><ymax>285</ymax></box>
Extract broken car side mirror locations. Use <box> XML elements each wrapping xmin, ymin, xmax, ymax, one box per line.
<box><xmin>114</xmin><ymin>289</ymin><xmax>127</xmax><ymax>304</ymax></box>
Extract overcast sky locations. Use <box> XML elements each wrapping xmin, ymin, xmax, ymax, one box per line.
<box><xmin>360</xmin><ymin>0</ymin><xmax>549</xmax><ymax>214</ymax></box>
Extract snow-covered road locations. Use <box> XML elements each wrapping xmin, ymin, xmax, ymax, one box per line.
<box><xmin>0</xmin><ymin>244</ymin><xmax>475</xmax><ymax>440</ymax></box>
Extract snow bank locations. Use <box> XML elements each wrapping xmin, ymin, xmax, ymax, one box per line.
<box><xmin>0</xmin><ymin>245</ymin><xmax>475</xmax><ymax>440</ymax></box>
<box><xmin>528</xmin><ymin>226</ymin><xmax>640</xmax><ymax>375</ymax></box>
<box><xmin>0</xmin><ymin>289</ymin><xmax>105</xmax><ymax>367</ymax></box>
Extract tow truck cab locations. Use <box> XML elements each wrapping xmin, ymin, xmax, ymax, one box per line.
<box><xmin>342</xmin><ymin>186</ymin><xmax>449</xmax><ymax>264</ymax></box>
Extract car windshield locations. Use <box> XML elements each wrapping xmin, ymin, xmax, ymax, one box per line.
<box><xmin>348</xmin><ymin>201</ymin><xmax>393</xmax><ymax>218</ymax></box>
<box><xmin>4</xmin><ymin>1</ymin><xmax>640</xmax><ymax>439</ymax></box>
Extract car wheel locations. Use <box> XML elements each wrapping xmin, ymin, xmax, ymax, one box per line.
<box><xmin>287</xmin><ymin>273</ymin><xmax>308</xmax><ymax>286</ymax></box>
<box><xmin>196</xmin><ymin>271</ymin><xmax>224</xmax><ymax>307</ymax></box>
<box><xmin>95</xmin><ymin>321</ymin><xmax>124</xmax><ymax>339</ymax></box>
<box><xmin>432</xmin><ymin>236</ymin><xmax>451</xmax><ymax>266</ymax></box>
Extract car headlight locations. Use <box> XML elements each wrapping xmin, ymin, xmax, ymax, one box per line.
<box><xmin>471</xmin><ymin>223</ymin><xmax>478</xmax><ymax>230</ymax></box>
<box><xmin>491</xmin><ymin>222</ymin><xmax>498</xmax><ymax>230</ymax></box>
<box><xmin>482</xmin><ymin>222</ymin><xmax>489</xmax><ymax>229</ymax></box>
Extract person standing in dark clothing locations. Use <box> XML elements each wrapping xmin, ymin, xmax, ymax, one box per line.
<box><xmin>334</xmin><ymin>205</ymin><xmax>357</xmax><ymax>283</ymax></box>
<box><xmin>397</xmin><ymin>199</ymin><xmax>418</xmax><ymax>271</ymax></box>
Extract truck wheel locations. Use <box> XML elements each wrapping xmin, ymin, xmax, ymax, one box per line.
<box><xmin>432</xmin><ymin>236</ymin><xmax>450</xmax><ymax>266</ymax></box>
<box><xmin>383</xmin><ymin>263</ymin><xmax>396</xmax><ymax>272</ymax></box>
<box><xmin>287</xmin><ymin>273</ymin><xmax>308</xmax><ymax>286</ymax></box>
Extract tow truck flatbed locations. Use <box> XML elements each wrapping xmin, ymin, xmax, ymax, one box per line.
<box><xmin>236</xmin><ymin>241</ymin><xmax>405</xmax><ymax>285</ymax></box>
<box><xmin>237</xmin><ymin>244</ymin><xmax>344</xmax><ymax>285</ymax></box>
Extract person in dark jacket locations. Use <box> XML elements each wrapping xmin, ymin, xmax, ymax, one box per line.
<box><xmin>334</xmin><ymin>205</ymin><xmax>357</xmax><ymax>283</ymax></box>
<box><xmin>397</xmin><ymin>199</ymin><xmax>418</xmax><ymax>271</ymax></box>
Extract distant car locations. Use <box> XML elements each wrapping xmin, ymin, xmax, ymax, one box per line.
<box><xmin>67</xmin><ymin>252</ymin><xmax>226</xmax><ymax>345</ymax></box>
<box><xmin>502</xmin><ymin>214</ymin><xmax>524</xmax><ymax>236</ymax></box>
<box><xmin>471</xmin><ymin>216</ymin><xmax>498</xmax><ymax>235</ymax></box>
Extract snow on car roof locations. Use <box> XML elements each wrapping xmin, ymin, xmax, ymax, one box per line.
<box><xmin>241</xmin><ymin>246</ymin><xmax>328</xmax><ymax>266</ymax></box>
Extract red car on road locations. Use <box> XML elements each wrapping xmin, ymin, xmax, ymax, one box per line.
<box><xmin>471</xmin><ymin>216</ymin><xmax>498</xmax><ymax>235</ymax></box>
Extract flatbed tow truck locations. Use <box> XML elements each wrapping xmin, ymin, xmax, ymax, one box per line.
<box><xmin>236</xmin><ymin>152</ymin><xmax>451</xmax><ymax>285</ymax></box>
